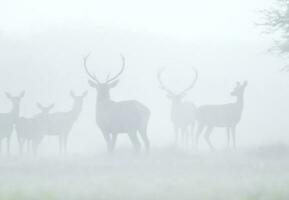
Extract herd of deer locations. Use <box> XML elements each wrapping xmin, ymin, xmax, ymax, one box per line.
<box><xmin>0</xmin><ymin>54</ymin><xmax>247</xmax><ymax>155</ymax></box>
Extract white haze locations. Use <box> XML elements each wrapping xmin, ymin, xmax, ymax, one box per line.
<box><xmin>0</xmin><ymin>0</ymin><xmax>287</xmax><ymax>154</ymax></box>
<box><xmin>0</xmin><ymin>0</ymin><xmax>289</xmax><ymax>199</ymax></box>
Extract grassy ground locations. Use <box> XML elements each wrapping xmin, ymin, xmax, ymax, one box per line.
<box><xmin>0</xmin><ymin>146</ymin><xmax>288</xmax><ymax>200</ymax></box>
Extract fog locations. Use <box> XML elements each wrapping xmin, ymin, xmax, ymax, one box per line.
<box><xmin>0</xmin><ymin>0</ymin><xmax>289</xmax><ymax>199</ymax></box>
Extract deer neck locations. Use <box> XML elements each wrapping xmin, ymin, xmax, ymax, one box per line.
<box><xmin>235</xmin><ymin>94</ymin><xmax>244</xmax><ymax>111</ymax></box>
<box><xmin>171</xmin><ymin>101</ymin><xmax>182</xmax><ymax>116</ymax></box>
<box><xmin>70</xmin><ymin>101</ymin><xmax>83</xmax><ymax>119</ymax></box>
<box><xmin>96</xmin><ymin>94</ymin><xmax>113</xmax><ymax>110</ymax></box>
<box><xmin>10</xmin><ymin>103</ymin><xmax>20</xmax><ymax>120</ymax></box>
<box><xmin>171</xmin><ymin>101</ymin><xmax>179</xmax><ymax>111</ymax></box>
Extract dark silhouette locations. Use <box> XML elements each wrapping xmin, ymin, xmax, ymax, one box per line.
<box><xmin>83</xmin><ymin>54</ymin><xmax>150</xmax><ymax>153</ymax></box>
<box><xmin>196</xmin><ymin>81</ymin><xmax>248</xmax><ymax>150</ymax></box>
<box><xmin>157</xmin><ymin>68</ymin><xmax>198</xmax><ymax>148</ymax></box>
<box><xmin>258</xmin><ymin>0</ymin><xmax>289</xmax><ymax>55</ymax></box>
<box><xmin>16</xmin><ymin>103</ymin><xmax>54</xmax><ymax>155</ymax></box>
<box><xmin>0</xmin><ymin>91</ymin><xmax>25</xmax><ymax>154</ymax></box>
<box><xmin>42</xmin><ymin>91</ymin><xmax>87</xmax><ymax>153</ymax></box>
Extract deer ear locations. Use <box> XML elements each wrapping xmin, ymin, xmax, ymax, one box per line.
<box><xmin>88</xmin><ymin>80</ymin><xmax>98</xmax><ymax>88</ymax></box>
<box><xmin>179</xmin><ymin>93</ymin><xmax>186</xmax><ymax>99</ymax></box>
<box><xmin>243</xmin><ymin>81</ymin><xmax>248</xmax><ymax>87</ymax></box>
<box><xmin>19</xmin><ymin>91</ymin><xmax>25</xmax><ymax>98</ymax></box>
<box><xmin>36</xmin><ymin>103</ymin><xmax>43</xmax><ymax>110</ymax></box>
<box><xmin>48</xmin><ymin>104</ymin><xmax>54</xmax><ymax>111</ymax></box>
<box><xmin>166</xmin><ymin>93</ymin><xmax>173</xmax><ymax>99</ymax></box>
<box><xmin>108</xmin><ymin>80</ymin><xmax>119</xmax><ymax>88</ymax></box>
<box><xmin>70</xmin><ymin>91</ymin><xmax>76</xmax><ymax>98</ymax></box>
<box><xmin>5</xmin><ymin>92</ymin><xmax>12</xmax><ymax>99</ymax></box>
<box><xmin>82</xmin><ymin>91</ymin><xmax>88</xmax><ymax>97</ymax></box>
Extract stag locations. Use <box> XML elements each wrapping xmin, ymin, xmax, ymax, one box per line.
<box><xmin>158</xmin><ymin>68</ymin><xmax>198</xmax><ymax>148</ymax></box>
<box><xmin>195</xmin><ymin>81</ymin><xmax>248</xmax><ymax>150</ymax></box>
<box><xmin>42</xmin><ymin>91</ymin><xmax>87</xmax><ymax>153</ymax></box>
<box><xmin>83</xmin><ymin>54</ymin><xmax>150</xmax><ymax>153</ymax></box>
<box><xmin>16</xmin><ymin>103</ymin><xmax>54</xmax><ymax>155</ymax></box>
<box><xmin>0</xmin><ymin>91</ymin><xmax>25</xmax><ymax>154</ymax></box>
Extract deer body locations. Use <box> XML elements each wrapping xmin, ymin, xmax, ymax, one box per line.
<box><xmin>196</xmin><ymin>81</ymin><xmax>247</xmax><ymax>150</ymax></box>
<box><xmin>171</xmin><ymin>101</ymin><xmax>196</xmax><ymax>129</ymax></box>
<box><xmin>16</xmin><ymin>104</ymin><xmax>54</xmax><ymax>155</ymax></box>
<box><xmin>46</xmin><ymin>109</ymin><xmax>80</xmax><ymax>136</ymax></box>
<box><xmin>96</xmin><ymin>100</ymin><xmax>150</xmax><ymax>134</ymax></box>
<box><xmin>171</xmin><ymin>101</ymin><xmax>197</xmax><ymax>147</ymax></box>
<box><xmin>83</xmin><ymin>54</ymin><xmax>150</xmax><ymax>153</ymax></box>
<box><xmin>43</xmin><ymin>92</ymin><xmax>87</xmax><ymax>153</ymax></box>
<box><xmin>158</xmin><ymin>68</ymin><xmax>198</xmax><ymax>147</ymax></box>
<box><xmin>0</xmin><ymin>92</ymin><xmax>25</xmax><ymax>153</ymax></box>
<box><xmin>197</xmin><ymin>102</ymin><xmax>243</xmax><ymax>127</ymax></box>
<box><xmin>0</xmin><ymin>114</ymin><xmax>15</xmax><ymax>139</ymax></box>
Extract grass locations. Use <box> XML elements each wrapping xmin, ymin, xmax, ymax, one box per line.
<box><xmin>0</xmin><ymin>146</ymin><xmax>288</xmax><ymax>200</ymax></box>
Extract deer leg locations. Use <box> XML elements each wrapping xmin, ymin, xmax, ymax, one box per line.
<box><xmin>18</xmin><ymin>137</ymin><xmax>24</xmax><ymax>155</ymax></box>
<box><xmin>232</xmin><ymin>126</ymin><xmax>237</xmax><ymax>149</ymax></box>
<box><xmin>26</xmin><ymin>140</ymin><xmax>30</xmax><ymax>153</ymax></box>
<box><xmin>32</xmin><ymin>140</ymin><xmax>39</xmax><ymax>156</ymax></box>
<box><xmin>128</xmin><ymin>132</ymin><xmax>141</xmax><ymax>153</ymax></box>
<box><xmin>190</xmin><ymin>121</ymin><xmax>196</xmax><ymax>149</ymax></box>
<box><xmin>204</xmin><ymin>126</ymin><xmax>214</xmax><ymax>151</ymax></box>
<box><xmin>111</xmin><ymin>134</ymin><xmax>118</xmax><ymax>152</ymax></box>
<box><xmin>59</xmin><ymin>136</ymin><xmax>62</xmax><ymax>154</ymax></box>
<box><xmin>185</xmin><ymin>127</ymin><xmax>190</xmax><ymax>149</ymax></box>
<box><xmin>6</xmin><ymin>136</ymin><xmax>10</xmax><ymax>155</ymax></box>
<box><xmin>29</xmin><ymin>140</ymin><xmax>33</xmax><ymax>154</ymax></box>
<box><xmin>181</xmin><ymin>127</ymin><xmax>185</xmax><ymax>148</ymax></box>
<box><xmin>28</xmin><ymin>140</ymin><xmax>32</xmax><ymax>154</ymax></box>
<box><xmin>181</xmin><ymin>127</ymin><xmax>188</xmax><ymax>150</ymax></box>
<box><xmin>23</xmin><ymin>139</ymin><xmax>27</xmax><ymax>154</ymax></box>
<box><xmin>102</xmin><ymin>132</ymin><xmax>112</xmax><ymax>153</ymax></box>
<box><xmin>226</xmin><ymin>127</ymin><xmax>231</xmax><ymax>148</ymax></box>
<box><xmin>139</xmin><ymin>129</ymin><xmax>150</xmax><ymax>153</ymax></box>
<box><xmin>195</xmin><ymin>122</ymin><xmax>205</xmax><ymax>148</ymax></box>
<box><xmin>174</xmin><ymin>125</ymin><xmax>179</xmax><ymax>147</ymax></box>
<box><xmin>63</xmin><ymin>134</ymin><xmax>68</xmax><ymax>154</ymax></box>
<box><xmin>0</xmin><ymin>139</ymin><xmax>2</xmax><ymax>155</ymax></box>
<box><xmin>59</xmin><ymin>135</ymin><xmax>63</xmax><ymax>154</ymax></box>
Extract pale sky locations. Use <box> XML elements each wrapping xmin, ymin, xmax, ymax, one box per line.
<box><xmin>0</xmin><ymin>0</ymin><xmax>274</xmax><ymax>41</ymax></box>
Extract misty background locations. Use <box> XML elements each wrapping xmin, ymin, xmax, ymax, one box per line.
<box><xmin>0</xmin><ymin>0</ymin><xmax>288</xmax><ymax>154</ymax></box>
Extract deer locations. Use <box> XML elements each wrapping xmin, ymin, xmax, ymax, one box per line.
<box><xmin>42</xmin><ymin>91</ymin><xmax>87</xmax><ymax>153</ymax></box>
<box><xmin>195</xmin><ymin>81</ymin><xmax>248</xmax><ymax>150</ymax></box>
<box><xmin>0</xmin><ymin>91</ymin><xmax>25</xmax><ymax>154</ymax></box>
<box><xmin>15</xmin><ymin>103</ymin><xmax>54</xmax><ymax>155</ymax></box>
<box><xmin>83</xmin><ymin>54</ymin><xmax>151</xmax><ymax>153</ymax></box>
<box><xmin>157</xmin><ymin>68</ymin><xmax>198</xmax><ymax>148</ymax></box>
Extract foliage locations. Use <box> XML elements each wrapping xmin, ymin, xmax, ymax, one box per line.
<box><xmin>259</xmin><ymin>0</ymin><xmax>289</xmax><ymax>54</ymax></box>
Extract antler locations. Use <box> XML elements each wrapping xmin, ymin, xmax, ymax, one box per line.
<box><xmin>179</xmin><ymin>68</ymin><xmax>198</xmax><ymax>96</ymax></box>
<box><xmin>157</xmin><ymin>68</ymin><xmax>175</xmax><ymax>95</ymax></box>
<box><xmin>106</xmin><ymin>54</ymin><xmax>125</xmax><ymax>83</ymax></box>
<box><xmin>83</xmin><ymin>53</ymin><xmax>101</xmax><ymax>84</ymax></box>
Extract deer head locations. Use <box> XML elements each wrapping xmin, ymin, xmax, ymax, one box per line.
<box><xmin>83</xmin><ymin>53</ymin><xmax>125</xmax><ymax>101</ymax></box>
<box><xmin>231</xmin><ymin>81</ymin><xmax>248</xmax><ymax>98</ymax></box>
<box><xmin>37</xmin><ymin>103</ymin><xmax>54</xmax><ymax>114</ymax></box>
<box><xmin>157</xmin><ymin>68</ymin><xmax>198</xmax><ymax>103</ymax></box>
<box><xmin>6</xmin><ymin>91</ymin><xmax>25</xmax><ymax>106</ymax></box>
<box><xmin>70</xmin><ymin>91</ymin><xmax>87</xmax><ymax>103</ymax></box>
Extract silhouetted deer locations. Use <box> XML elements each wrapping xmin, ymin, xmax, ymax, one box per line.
<box><xmin>0</xmin><ymin>91</ymin><xmax>25</xmax><ymax>154</ymax></box>
<box><xmin>16</xmin><ymin>103</ymin><xmax>54</xmax><ymax>155</ymax></box>
<box><xmin>196</xmin><ymin>81</ymin><xmax>248</xmax><ymax>150</ymax></box>
<box><xmin>158</xmin><ymin>68</ymin><xmax>198</xmax><ymax>148</ymax></box>
<box><xmin>83</xmin><ymin>54</ymin><xmax>150</xmax><ymax>153</ymax></box>
<box><xmin>43</xmin><ymin>91</ymin><xmax>87</xmax><ymax>153</ymax></box>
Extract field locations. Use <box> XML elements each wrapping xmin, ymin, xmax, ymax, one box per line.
<box><xmin>0</xmin><ymin>145</ymin><xmax>288</xmax><ymax>200</ymax></box>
